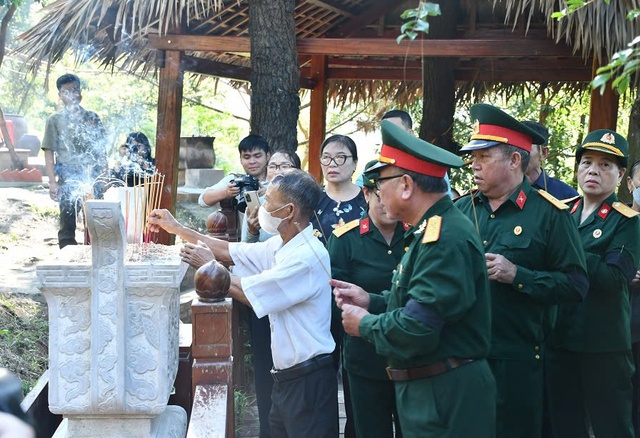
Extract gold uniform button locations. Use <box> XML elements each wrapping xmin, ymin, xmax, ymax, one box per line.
<box><xmin>518</xmin><ymin>284</ymin><xmax>523</xmax><ymax>289</ymax></box>
<box><xmin>535</xmin><ymin>354</ymin><xmax>541</xmax><ymax>360</ymax></box>
<box><xmin>534</xmin><ymin>345</ymin><xmax>540</xmax><ymax>351</ymax></box>
<box><xmin>490</xmin><ymin>214</ymin><xmax>495</xmax><ymax>219</ymax></box>
<box><xmin>392</xmin><ymin>269</ymin><xmax>397</xmax><ymax>274</ymax></box>
<box><xmin>387</xmin><ymin>250</ymin><xmax>393</xmax><ymax>255</ymax></box>
<box><xmin>483</xmin><ymin>240</ymin><xmax>488</xmax><ymax>246</ymax></box>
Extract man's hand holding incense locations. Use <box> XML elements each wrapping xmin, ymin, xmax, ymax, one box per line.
<box><xmin>330</xmin><ymin>278</ymin><xmax>370</xmax><ymax>310</ymax></box>
<box><xmin>180</xmin><ymin>241</ymin><xmax>215</xmax><ymax>269</ymax></box>
<box><xmin>148</xmin><ymin>209</ymin><xmax>181</xmax><ymax>234</ymax></box>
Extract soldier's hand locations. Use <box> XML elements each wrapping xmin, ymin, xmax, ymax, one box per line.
<box><xmin>180</xmin><ymin>241</ymin><xmax>215</xmax><ymax>269</ymax></box>
<box><xmin>485</xmin><ymin>252</ymin><xmax>517</xmax><ymax>284</ymax></box>
<box><xmin>341</xmin><ymin>304</ymin><xmax>369</xmax><ymax>337</ymax></box>
<box><xmin>330</xmin><ymin>279</ymin><xmax>370</xmax><ymax>310</ymax></box>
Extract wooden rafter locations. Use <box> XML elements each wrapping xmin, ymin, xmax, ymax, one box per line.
<box><xmin>326</xmin><ymin>0</ymin><xmax>398</xmax><ymax>38</ymax></box>
<box><xmin>306</xmin><ymin>0</ymin><xmax>354</xmax><ymax>17</ymax></box>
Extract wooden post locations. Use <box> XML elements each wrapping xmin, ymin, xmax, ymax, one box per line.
<box><xmin>155</xmin><ymin>49</ymin><xmax>184</xmax><ymax>245</ymax></box>
<box><xmin>589</xmin><ymin>58</ymin><xmax>619</xmax><ymax>131</ymax></box>
<box><xmin>308</xmin><ymin>55</ymin><xmax>327</xmax><ymax>183</ymax></box>
<box><xmin>191</xmin><ymin>298</ymin><xmax>234</xmax><ymax>436</ymax></box>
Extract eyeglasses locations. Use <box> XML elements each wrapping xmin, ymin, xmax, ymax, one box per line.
<box><xmin>267</xmin><ymin>163</ymin><xmax>293</xmax><ymax>171</ymax></box>
<box><xmin>320</xmin><ymin>154</ymin><xmax>352</xmax><ymax>166</ymax></box>
<box><xmin>374</xmin><ymin>174</ymin><xmax>404</xmax><ymax>190</ymax></box>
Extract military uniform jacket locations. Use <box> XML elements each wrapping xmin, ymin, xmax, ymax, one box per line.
<box><xmin>455</xmin><ymin>179</ymin><xmax>588</xmax><ymax>360</ymax></box>
<box><xmin>552</xmin><ymin>193</ymin><xmax>640</xmax><ymax>352</ymax></box>
<box><xmin>327</xmin><ymin>213</ymin><xmax>406</xmax><ymax>380</ymax></box>
<box><xmin>359</xmin><ymin>196</ymin><xmax>492</xmax><ymax>369</ymax></box>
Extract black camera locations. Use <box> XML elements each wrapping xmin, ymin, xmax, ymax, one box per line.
<box><xmin>231</xmin><ymin>174</ymin><xmax>260</xmax><ymax>213</ymax></box>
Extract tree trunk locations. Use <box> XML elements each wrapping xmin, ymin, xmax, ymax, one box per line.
<box><xmin>619</xmin><ymin>86</ymin><xmax>640</xmax><ymax>202</ymax></box>
<box><xmin>0</xmin><ymin>4</ymin><xmax>17</xmax><ymax>70</ymax></box>
<box><xmin>418</xmin><ymin>0</ymin><xmax>459</xmax><ymax>154</ymax></box>
<box><xmin>249</xmin><ymin>0</ymin><xmax>300</xmax><ymax>154</ymax></box>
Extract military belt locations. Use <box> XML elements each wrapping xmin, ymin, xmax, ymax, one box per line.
<box><xmin>386</xmin><ymin>358</ymin><xmax>474</xmax><ymax>382</ymax></box>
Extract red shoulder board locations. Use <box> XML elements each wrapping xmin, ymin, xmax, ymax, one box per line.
<box><xmin>360</xmin><ymin>217</ymin><xmax>371</xmax><ymax>235</ymax></box>
<box><xmin>598</xmin><ymin>204</ymin><xmax>611</xmax><ymax>220</ymax></box>
<box><xmin>515</xmin><ymin>190</ymin><xmax>527</xmax><ymax>210</ymax></box>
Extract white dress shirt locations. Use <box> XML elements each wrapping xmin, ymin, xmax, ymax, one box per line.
<box><xmin>229</xmin><ymin>224</ymin><xmax>335</xmax><ymax>369</ymax></box>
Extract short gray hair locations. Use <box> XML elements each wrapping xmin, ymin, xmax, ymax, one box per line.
<box><xmin>498</xmin><ymin>144</ymin><xmax>530</xmax><ymax>173</ymax></box>
<box><xmin>271</xmin><ymin>169</ymin><xmax>322</xmax><ymax>220</ymax></box>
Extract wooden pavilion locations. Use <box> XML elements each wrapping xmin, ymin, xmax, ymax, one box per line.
<box><xmin>16</xmin><ymin>0</ymin><xmax>639</xmax><ymax>223</ymax></box>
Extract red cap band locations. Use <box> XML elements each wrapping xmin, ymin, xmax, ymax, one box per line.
<box><xmin>471</xmin><ymin>124</ymin><xmax>532</xmax><ymax>152</ymax></box>
<box><xmin>379</xmin><ymin>144</ymin><xmax>448</xmax><ymax>177</ymax></box>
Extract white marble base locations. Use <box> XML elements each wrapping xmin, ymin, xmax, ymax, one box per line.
<box><xmin>52</xmin><ymin>405</ymin><xmax>187</xmax><ymax>438</ymax></box>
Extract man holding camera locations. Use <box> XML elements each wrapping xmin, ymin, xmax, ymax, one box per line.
<box><xmin>198</xmin><ymin>134</ymin><xmax>270</xmax><ymax>208</ymax></box>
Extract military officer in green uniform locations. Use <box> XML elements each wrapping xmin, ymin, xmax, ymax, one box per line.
<box><xmin>331</xmin><ymin>120</ymin><xmax>496</xmax><ymax>438</ymax></box>
<box><xmin>327</xmin><ymin>160</ymin><xmax>406</xmax><ymax>438</ymax></box>
<box><xmin>454</xmin><ymin>103</ymin><xmax>589</xmax><ymax>438</ymax></box>
<box><xmin>547</xmin><ymin>129</ymin><xmax>640</xmax><ymax>437</ymax></box>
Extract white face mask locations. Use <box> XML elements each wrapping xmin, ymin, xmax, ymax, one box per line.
<box><xmin>632</xmin><ymin>182</ymin><xmax>640</xmax><ymax>206</ymax></box>
<box><xmin>258</xmin><ymin>203</ymin><xmax>290</xmax><ymax>234</ymax></box>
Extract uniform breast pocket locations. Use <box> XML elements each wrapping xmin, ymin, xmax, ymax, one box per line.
<box><xmin>493</xmin><ymin>230</ymin><xmax>532</xmax><ymax>264</ymax></box>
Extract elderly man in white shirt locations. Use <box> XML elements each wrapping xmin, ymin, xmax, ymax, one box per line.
<box><xmin>149</xmin><ymin>169</ymin><xmax>337</xmax><ymax>437</ymax></box>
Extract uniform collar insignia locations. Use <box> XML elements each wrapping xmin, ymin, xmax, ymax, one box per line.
<box><xmin>597</xmin><ymin>203</ymin><xmax>611</xmax><ymax>220</ymax></box>
<box><xmin>515</xmin><ymin>190</ymin><xmax>527</xmax><ymax>210</ymax></box>
<box><xmin>359</xmin><ymin>217</ymin><xmax>371</xmax><ymax>235</ymax></box>
<box><xmin>570</xmin><ymin>199</ymin><xmax>581</xmax><ymax>215</ymax></box>
<box><xmin>414</xmin><ymin>219</ymin><xmax>427</xmax><ymax>235</ymax></box>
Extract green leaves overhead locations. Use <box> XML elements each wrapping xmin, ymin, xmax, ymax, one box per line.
<box><xmin>397</xmin><ymin>2</ymin><xmax>441</xmax><ymax>44</ymax></box>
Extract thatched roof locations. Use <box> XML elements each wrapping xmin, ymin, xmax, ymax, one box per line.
<box><xmin>17</xmin><ymin>0</ymin><xmax>637</xmax><ymax>105</ymax></box>
<box><xmin>501</xmin><ymin>0</ymin><xmax>640</xmax><ymax>63</ymax></box>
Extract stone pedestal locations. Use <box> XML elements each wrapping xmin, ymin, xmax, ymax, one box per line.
<box><xmin>37</xmin><ymin>201</ymin><xmax>189</xmax><ymax>438</ymax></box>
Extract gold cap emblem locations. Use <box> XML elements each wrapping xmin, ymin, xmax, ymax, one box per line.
<box><xmin>600</xmin><ymin>133</ymin><xmax>616</xmax><ymax>145</ymax></box>
<box><xmin>593</xmin><ymin>229</ymin><xmax>602</xmax><ymax>238</ymax></box>
<box><xmin>472</xmin><ymin>120</ymin><xmax>480</xmax><ymax>135</ymax></box>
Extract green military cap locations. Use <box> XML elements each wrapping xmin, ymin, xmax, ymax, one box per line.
<box><xmin>369</xmin><ymin>119</ymin><xmax>463</xmax><ymax>177</ymax></box>
<box><xmin>460</xmin><ymin>103</ymin><xmax>546</xmax><ymax>152</ymax></box>
<box><xmin>362</xmin><ymin>160</ymin><xmax>379</xmax><ymax>189</ymax></box>
<box><xmin>576</xmin><ymin>129</ymin><xmax>628</xmax><ymax>167</ymax></box>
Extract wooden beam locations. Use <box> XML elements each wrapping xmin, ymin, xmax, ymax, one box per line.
<box><xmin>182</xmin><ymin>55</ymin><xmax>316</xmax><ymax>89</ymax></box>
<box><xmin>309</xmin><ymin>55</ymin><xmax>327</xmax><ymax>183</ymax></box>
<box><xmin>155</xmin><ymin>50</ymin><xmax>183</xmax><ymax>245</ymax></box>
<box><xmin>147</xmin><ymin>35</ymin><xmax>576</xmax><ymax>57</ymax></box>
<box><xmin>326</xmin><ymin>0</ymin><xmax>398</xmax><ymax>38</ymax></box>
<box><xmin>320</xmin><ymin>66</ymin><xmax>591</xmax><ymax>82</ymax></box>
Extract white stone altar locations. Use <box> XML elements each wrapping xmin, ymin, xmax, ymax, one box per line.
<box><xmin>36</xmin><ymin>200</ymin><xmax>189</xmax><ymax>438</ymax></box>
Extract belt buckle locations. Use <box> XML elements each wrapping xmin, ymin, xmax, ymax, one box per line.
<box><xmin>270</xmin><ymin>369</ymin><xmax>281</xmax><ymax>383</ymax></box>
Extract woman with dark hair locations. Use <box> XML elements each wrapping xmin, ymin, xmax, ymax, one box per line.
<box><xmin>311</xmin><ymin>134</ymin><xmax>366</xmax><ymax>438</ymax></box>
<box><xmin>127</xmin><ymin>132</ymin><xmax>155</xmax><ymax>174</ymax></box>
<box><xmin>311</xmin><ymin>134</ymin><xmax>366</xmax><ymax>245</ymax></box>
